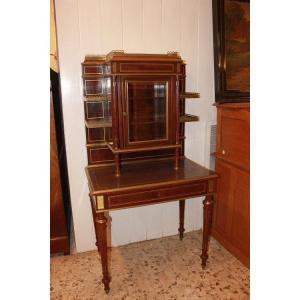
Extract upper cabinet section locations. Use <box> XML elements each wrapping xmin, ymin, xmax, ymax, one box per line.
<box><xmin>82</xmin><ymin>51</ymin><xmax>200</xmax><ymax>174</ymax></box>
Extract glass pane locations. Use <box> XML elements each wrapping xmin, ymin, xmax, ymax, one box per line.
<box><xmin>127</xmin><ymin>81</ymin><xmax>167</xmax><ymax>142</ymax></box>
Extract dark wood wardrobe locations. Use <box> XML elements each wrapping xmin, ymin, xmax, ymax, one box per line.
<box><xmin>50</xmin><ymin>69</ymin><xmax>71</xmax><ymax>255</ymax></box>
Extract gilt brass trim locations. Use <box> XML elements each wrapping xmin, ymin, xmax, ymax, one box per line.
<box><xmin>86</xmin><ymin>142</ymin><xmax>107</xmax><ymax>148</ymax></box>
<box><xmin>84</xmin><ymin>95</ymin><xmax>111</xmax><ymax>102</ymax></box>
<box><xmin>96</xmin><ymin>195</ymin><xmax>105</xmax><ymax>210</ymax></box>
<box><xmin>85</xmin><ymin>55</ymin><xmax>106</xmax><ymax>61</ymax></box>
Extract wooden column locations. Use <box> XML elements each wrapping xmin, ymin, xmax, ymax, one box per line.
<box><xmin>178</xmin><ymin>200</ymin><xmax>185</xmax><ymax>240</ymax></box>
<box><xmin>201</xmin><ymin>195</ymin><xmax>214</xmax><ymax>268</ymax></box>
<box><xmin>174</xmin><ymin>75</ymin><xmax>180</xmax><ymax>170</ymax></box>
<box><xmin>174</xmin><ymin>147</ymin><xmax>180</xmax><ymax>170</ymax></box>
<box><xmin>95</xmin><ymin>212</ymin><xmax>111</xmax><ymax>293</ymax></box>
<box><xmin>115</xmin><ymin>153</ymin><xmax>120</xmax><ymax>177</ymax></box>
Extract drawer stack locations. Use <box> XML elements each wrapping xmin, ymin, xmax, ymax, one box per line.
<box><xmin>82</xmin><ymin>56</ymin><xmax>113</xmax><ymax>165</ymax></box>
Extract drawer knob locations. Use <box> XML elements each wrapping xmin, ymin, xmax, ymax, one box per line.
<box><xmin>222</xmin><ymin>150</ymin><xmax>226</xmax><ymax>155</ymax></box>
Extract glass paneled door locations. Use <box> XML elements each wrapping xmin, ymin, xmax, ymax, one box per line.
<box><xmin>122</xmin><ymin>78</ymin><xmax>174</xmax><ymax>147</ymax></box>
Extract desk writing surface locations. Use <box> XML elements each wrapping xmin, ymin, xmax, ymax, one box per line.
<box><xmin>86</xmin><ymin>158</ymin><xmax>217</xmax><ymax>195</ymax></box>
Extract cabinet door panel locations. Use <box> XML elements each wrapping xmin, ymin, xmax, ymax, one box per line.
<box><xmin>231</xmin><ymin>168</ymin><xmax>250</xmax><ymax>258</ymax></box>
<box><xmin>213</xmin><ymin>160</ymin><xmax>234</xmax><ymax>238</ymax></box>
<box><xmin>217</xmin><ymin>108</ymin><xmax>249</xmax><ymax>170</ymax></box>
<box><xmin>120</xmin><ymin>76</ymin><xmax>175</xmax><ymax>148</ymax></box>
<box><xmin>213</xmin><ymin>159</ymin><xmax>250</xmax><ymax>267</ymax></box>
<box><xmin>128</xmin><ymin>81</ymin><xmax>167</xmax><ymax>142</ymax></box>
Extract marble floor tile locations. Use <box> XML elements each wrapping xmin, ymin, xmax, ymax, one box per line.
<box><xmin>50</xmin><ymin>230</ymin><xmax>249</xmax><ymax>299</ymax></box>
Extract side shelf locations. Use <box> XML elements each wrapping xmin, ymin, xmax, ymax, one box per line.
<box><xmin>84</xmin><ymin>95</ymin><xmax>111</xmax><ymax>102</ymax></box>
<box><xmin>85</xmin><ymin>118</ymin><xmax>112</xmax><ymax>128</ymax></box>
<box><xmin>106</xmin><ymin>142</ymin><xmax>181</xmax><ymax>154</ymax></box>
<box><xmin>180</xmin><ymin>114</ymin><xmax>199</xmax><ymax>123</ymax></box>
<box><xmin>180</xmin><ymin>92</ymin><xmax>200</xmax><ymax>99</ymax></box>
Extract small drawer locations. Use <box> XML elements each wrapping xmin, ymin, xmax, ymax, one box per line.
<box><xmin>86</xmin><ymin>128</ymin><xmax>105</xmax><ymax>143</ymax></box>
<box><xmin>87</xmin><ymin>145</ymin><xmax>114</xmax><ymax>165</ymax></box>
<box><xmin>217</xmin><ymin>108</ymin><xmax>250</xmax><ymax>169</ymax></box>
<box><xmin>107</xmin><ymin>182</ymin><xmax>207</xmax><ymax>209</ymax></box>
<box><xmin>83</xmin><ymin>78</ymin><xmax>111</xmax><ymax>96</ymax></box>
<box><xmin>159</xmin><ymin>182</ymin><xmax>206</xmax><ymax>199</ymax></box>
<box><xmin>83</xmin><ymin>65</ymin><xmax>103</xmax><ymax>75</ymax></box>
<box><xmin>84</xmin><ymin>79</ymin><xmax>103</xmax><ymax>96</ymax></box>
<box><xmin>108</xmin><ymin>190</ymin><xmax>160</xmax><ymax>208</ymax></box>
<box><xmin>85</xmin><ymin>101</ymin><xmax>104</xmax><ymax>120</ymax></box>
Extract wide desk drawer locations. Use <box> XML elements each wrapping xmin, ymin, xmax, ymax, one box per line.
<box><xmin>106</xmin><ymin>181</ymin><xmax>207</xmax><ymax>209</ymax></box>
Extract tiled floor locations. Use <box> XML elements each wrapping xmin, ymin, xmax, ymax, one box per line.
<box><xmin>50</xmin><ymin>231</ymin><xmax>249</xmax><ymax>299</ymax></box>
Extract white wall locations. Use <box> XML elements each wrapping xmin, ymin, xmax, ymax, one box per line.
<box><xmin>55</xmin><ymin>0</ymin><xmax>216</xmax><ymax>252</ymax></box>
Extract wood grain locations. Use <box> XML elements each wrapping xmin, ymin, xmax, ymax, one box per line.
<box><xmin>212</xmin><ymin>103</ymin><xmax>250</xmax><ymax>268</ymax></box>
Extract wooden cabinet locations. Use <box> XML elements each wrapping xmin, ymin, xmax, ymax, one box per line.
<box><xmin>212</xmin><ymin>103</ymin><xmax>250</xmax><ymax>267</ymax></box>
<box><xmin>81</xmin><ymin>52</ymin><xmax>219</xmax><ymax>293</ymax></box>
<box><xmin>50</xmin><ymin>82</ymin><xmax>70</xmax><ymax>255</ymax></box>
<box><xmin>81</xmin><ymin>51</ymin><xmax>200</xmax><ymax>175</ymax></box>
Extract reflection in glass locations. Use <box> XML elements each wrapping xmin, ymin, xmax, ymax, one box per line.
<box><xmin>127</xmin><ymin>81</ymin><xmax>167</xmax><ymax>142</ymax></box>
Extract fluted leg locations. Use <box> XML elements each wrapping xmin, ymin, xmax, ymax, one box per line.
<box><xmin>201</xmin><ymin>195</ymin><xmax>214</xmax><ymax>268</ymax></box>
<box><xmin>95</xmin><ymin>212</ymin><xmax>111</xmax><ymax>293</ymax></box>
<box><xmin>89</xmin><ymin>196</ymin><xmax>99</xmax><ymax>248</ymax></box>
<box><xmin>178</xmin><ymin>200</ymin><xmax>185</xmax><ymax>240</ymax></box>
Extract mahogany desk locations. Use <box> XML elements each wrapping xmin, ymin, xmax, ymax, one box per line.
<box><xmin>86</xmin><ymin>157</ymin><xmax>218</xmax><ymax>293</ymax></box>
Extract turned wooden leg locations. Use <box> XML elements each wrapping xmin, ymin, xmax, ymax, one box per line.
<box><xmin>201</xmin><ymin>195</ymin><xmax>214</xmax><ymax>269</ymax></box>
<box><xmin>178</xmin><ymin>200</ymin><xmax>185</xmax><ymax>240</ymax></box>
<box><xmin>89</xmin><ymin>195</ymin><xmax>99</xmax><ymax>248</ymax></box>
<box><xmin>95</xmin><ymin>212</ymin><xmax>111</xmax><ymax>293</ymax></box>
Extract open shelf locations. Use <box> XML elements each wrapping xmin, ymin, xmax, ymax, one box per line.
<box><xmin>180</xmin><ymin>114</ymin><xmax>199</xmax><ymax>123</ymax></box>
<box><xmin>128</xmin><ymin>96</ymin><xmax>166</xmax><ymax>101</ymax></box>
<box><xmin>106</xmin><ymin>142</ymin><xmax>181</xmax><ymax>154</ymax></box>
<box><xmin>82</xmin><ymin>52</ymin><xmax>200</xmax><ymax>174</ymax></box>
<box><xmin>180</xmin><ymin>92</ymin><xmax>200</xmax><ymax>99</ymax></box>
<box><xmin>85</xmin><ymin>117</ymin><xmax>112</xmax><ymax>128</ymax></box>
<box><xmin>84</xmin><ymin>95</ymin><xmax>111</xmax><ymax>102</ymax></box>
<box><xmin>86</xmin><ymin>142</ymin><xmax>108</xmax><ymax>148</ymax></box>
